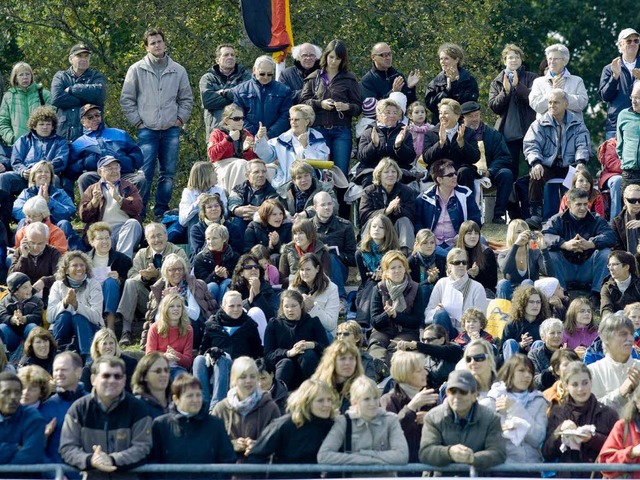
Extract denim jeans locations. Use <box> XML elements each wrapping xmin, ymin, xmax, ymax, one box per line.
<box><xmin>207</xmin><ymin>279</ymin><xmax>231</xmax><ymax>304</ymax></box>
<box><xmin>329</xmin><ymin>253</ymin><xmax>347</xmax><ymax>298</ymax></box>
<box><xmin>0</xmin><ymin>323</ymin><xmax>37</xmax><ymax>353</ymax></box>
<box><xmin>192</xmin><ymin>354</ymin><xmax>232</xmax><ymax>411</ymax></box>
<box><xmin>315</xmin><ymin>126</ymin><xmax>352</xmax><ymax>176</ymax></box>
<box><xmin>503</xmin><ymin>339</ymin><xmax>544</xmax><ymax>361</ymax></box>
<box><xmin>102</xmin><ymin>278</ymin><xmax>121</xmax><ymax>314</ymax></box>
<box><xmin>496</xmin><ymin>278</ymin><xmax>534</xmax><ymax>301</ymax></box>
<box><xmin>549</xmin><ymin>249</ymin><xmax>610</xmax><ymax>293</ymax></box>
<box><xmin>432</xmin><ymin>309</ymin><xmax>459</xmax><ymax>342</ymax></box>
<box><xmin>608</xmin><ymin>175</ymin><xmax>622</xmax><ymax>220</ymax></box>
<box><xmin>138</xmin><ymin>126</ymin><xmax>181</xmax><ymax>217</ymax></box>
<box><xmin>491</xmin><ymin>168</ymin><xmax>515</xmax><ymax>218</ymax></box>
<box><xmin>51</xmin><ymin>311</ymin><xmax>100</xmax><ymax>355</ymax></box>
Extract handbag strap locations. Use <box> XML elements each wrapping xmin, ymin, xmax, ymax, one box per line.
<box><xmin>37</xmin><ymin>86</ymin><xmax>45</xmax><ymax>106</ymax></box>
<box><xmin>344</xmin><ymin>412</ymin><xmax>352</xmax><ymax>453</ymax></box>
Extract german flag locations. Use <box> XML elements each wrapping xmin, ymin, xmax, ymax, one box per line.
<box><xmin>240</xmin><ymin>0</ymin><xmax>293</xmax><ymax>53</ymax></box>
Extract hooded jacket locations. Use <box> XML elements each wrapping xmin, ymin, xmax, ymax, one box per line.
<box><xmin>11</xmin><ymin>129</ymin><xmax>68</xmax><ymax>174</ymax></box>
<box><xmin>0</xmin><ymin>83</ymin><xmax>51</xmax><ymax>145</ymax></box>
<box><xmin>199</xmin><ymin>308</ymin><xmax>263</xmax><ymax>359</ymax></box>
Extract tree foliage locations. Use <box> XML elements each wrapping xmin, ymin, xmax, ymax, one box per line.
<box><xmin>0</xmin><ymin>0</ymin><xmax>638</xmax><ymax>202</ymax></box>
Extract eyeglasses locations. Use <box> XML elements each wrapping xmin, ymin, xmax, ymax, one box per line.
<box><xmin>300</xmin><ymin>53</ymin><xmax>316</xmax><ymax>59</ymax></box>
<box><xmin>449</xmin><ymin>260</ymin><xmax>467</xmax><ymax>266</ymax></box>
<box><xmin>422</xmin><ymin>336</ymin><xmax>440</xmax><ymax>342</ymax></box>
<box><xmin>527</xmin><ymin>299</ymin><xmax>542</xmax><ymax>305</ymax></box>
<box><xmin>440</xmin><ymin>172</ymin><xmax>457</xmax><ymax>178</ymax></box>
<box><xmin>100</xmin><ymin>373</ymin><xmax>124</xmax><ymax>380</ymax></box>
<box><xmin>465</xmin><ymin>353</ymin><xmax>488</xmax><ymax>363</ymax></box>
<box><xmin>447</xmin><ymin>388</ymin><xmax>470</xmax><ymax>396</ymax></box>
<box><xmin>243</xmin><ymin>264</ymin><xmax>260</xmax><ymax>270</ymax></box>
<box><xmin>374</xmin><ymin>52</ymin><xmax>392</xmax><ymax>58</ymax></box>
<box><xmin>608</xmin><ymin>262</ymin><xmax>622</xmax><ymax>268</ymax></box>
<box><xmin>625</xmin><ymin>38</ymin><xmax>640</xmax><ymax>44</ymax></box>
<box><xmin>84</xmin><ymin>114</ymin><xmax>102</xmax><ymax>120</ymax></box>
<box><xmin>626</xmin><ymin>197</ymin><xmax>640</xmax><ymax>204</ymax></box>
<box><xmin>150</xmin><ymin>367</ymin><xmax>170</xmax><ymax>375</ymax></box>
<box><xmin>228</xmin><ymin>116</ymin><xmax>244</xmax><ymax>121</ymax></box>
<box><xmin>258</xmin><ymin>72</ymin><xmax>274</xmax><ymax>77</ymax></box>
<box><xmin>336</xmin><ymin>331</ymin><xmax>352</xmax><ymax>337</ymax></box>
<box><xmin>289</xmin><ymin>117</ymin><xmax>305</xmax><ymax>122</ymax></box>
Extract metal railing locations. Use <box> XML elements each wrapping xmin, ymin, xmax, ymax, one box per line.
<box><xmin>1</xmin><ymin>462</ymin><xmax>640</xmax><ymax>479</ymax></box>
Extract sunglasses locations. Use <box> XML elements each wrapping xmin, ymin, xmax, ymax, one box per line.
<box><xmin>626</xmin><ymin>38</ymin><xmax>640</xmax><ymax>44</ymax></box>
<box><xmin>100</xmin><ymin>373</ymin><xmax>124</xmax><ymax>380</ymax></box>
<box><xmin>150</xmin><ymin>367</ymin><xmax>170</xmax><ymax>374</ymax></box>
<box><xmin>228</xmin><ymin>116</ymin><xmax>244</xmax><ymax>121</ymax></box>
<box><xmin>465</xmin><ymin>353</ymin><xmax>488</xmax><ymax>363</ymax></box>
<box><xmin>440</xmin><ymin>172</ymin><xmax>457</xmax><ymax>178</ymax></box>
<box><xmin>258</xmin><ymin>72</ymin><xmax>274</xmax><ymax>77</ymax></box>
<box><xmin>374</xmin><ymin>52</ymin><xmax>392</xmax><ymax>58</ymax></box>
<box><xmin>626</xmin><ymin>198</ymin><xmax>640</xmax><ymax>204</ymax></box>
<box><xmin>243</xmin><ymin>264</ymin><xmax>260</xmax><ymax>270</ymax></box>
<box><xmin>422</xmin><ymin>336</ymin><xmax>440</xmax><ymax>342</ymax></box>
<box><xmin>336</xmin><ymin>331</ymin><xmax>352</xmax><ymax>337</ymax></box>
<box><xmin>447</xmin><ymin>388</ymin><xmax>470</xmax><ymax>396</ymax></box>
<box><xmin>449</xmin><ymin>260</ymin><xmax>468</xmax><ymax>266</ymax></box>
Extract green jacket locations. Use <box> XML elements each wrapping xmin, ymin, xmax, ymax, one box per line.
<box><xmin>0</xmin><ymin>83</ymin><xmax>51</xmax><ymax>145</ymax></box>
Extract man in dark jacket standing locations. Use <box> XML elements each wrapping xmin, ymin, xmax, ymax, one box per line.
<box><xmin>280</xmin><ymin>43</ymin><xmax>321</xmax><ymax>104</ymax></box>
<box><xmin>199</xmin><ymin>44</ymin><xmax>251</xmax><ymax>138</ymax></box>
<box><xmin>419</xmin><ymin>370</ymin><xmax>506</xmax><ymax>472</ymax></box>
<box><xmin>361</xmin><ymin>42</ymin><xmax>420</xmax><ymax>103</ymax></box>
<box><xmin>461</xmin><ymin>101</ymin><xmax>514</xmax><ymax>224</ymax></box>
<box><xmin>542</xmin><ymin>188</ymin><xmax>616</xmax><ymax>307</ymax></box>
<box><xmin>60</xmin><ymin>356</ymin><xmax>152</xmax><ymax>480</ymax></box>
<box><xmin>51</xmin><ymin>44</ymin><xmax>107</xmax><ymax>142</ymax></box>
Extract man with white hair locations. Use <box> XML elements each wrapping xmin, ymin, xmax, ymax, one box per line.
<box><xmin>9</xmin><ymin>221</ymin><xmax>60</xmax><ymax>302</ymax></box>
<box><xmin>232</xmin><ymin>55</ymin><xmax>292</xmax><ymax>138</ymax></box>
<box><xmin>616</xmin><ymin>82</ymin><xmax>640</xmax><ymax>190</ymax></box>
<box><xmin>588</xmin><ymin>312</ymin><xmax>640</xmax><ymax>410</ymax></box>
<box><xmin>599</xmin><ymin>28</ymin><xmax>640</xmax><ymax>139</ymax></box>
<box><xmin>279</xmin><ymin>43</ymin><xmax>322</xmax><ymax>104</ymax></box>
<box><xmin>527</xmin><ymin>317</ymin><xmax>564</xmax><ymax>390</ymax></box>
<box><xmin>115</xmin><ymin>222</ymin><xmax>189</xmax><ymax>346</ymax></box>
<box><xmin>529</xmin><ymin>44</ymin><xmax>588</xmax><ymax>120</ymax></box>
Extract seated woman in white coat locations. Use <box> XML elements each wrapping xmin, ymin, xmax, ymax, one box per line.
<box><xmin>425</xmin><ymin>248</ymin><xmax>487</xmax><ymax>342</ymax></box>
<box><xmin>253</xmin><ymin>104</ymin><xmax>329</xmax><ymax>188</ymax></box>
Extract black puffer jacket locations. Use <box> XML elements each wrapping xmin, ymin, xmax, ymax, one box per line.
<box><xmin>199</xmin><ymin>308</ymin><xmax>263</xmax><ymax>359</ymax></box>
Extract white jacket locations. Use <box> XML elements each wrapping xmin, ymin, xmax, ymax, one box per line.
<box><xmin>290</xmin><ymin>280</ymin><xmax>340</xmax><ymax>334</ymax></box>
<box><xmin>529</xmin><ymin>70</ymin><xmax>588</xmax><ymax>121</ymax></box>
<box><xmin>46</xmin><ymin>278</ymin><xmax>104</xmax><ymax>327</ymax></box>
<box><xmin>424</xmin><ymin>274</ymin><xmax>487</xmax><ymax>329</ymax></box>
<box><xmin>178</xmin><ymin>186</ymin><xmax>227</xmax><ymax>226</ymax></box>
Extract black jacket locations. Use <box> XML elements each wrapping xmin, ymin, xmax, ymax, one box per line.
<box><xmin>357</xmin><ymin>124</ymin><xmax>416</xmax><ymax>174</ymax></box>
<box><xmin>477</xmin><ymin>123</ymin><xmax>513</xmax><ymax>176</ymax></box>
<box><xmin>370</xmin><ymin>278</ymin><xmax>425</xmax><ymax>335</ymax></box>
<box><xmin>264</xmin><ymin>313</ymin><xmax>329</xmax><ymax>370</ymax></box>
<box><xmin>359</xmin><ymin>182</ymin><xmax>416</xmax><ymax>226</ymax></box>
<box><xmin>407</xmin><ymin>253</ymin><xmax>446</xmax><ymax>286</ymax></box>
<box><xmin>301</xmin><ymin>69</ymin><xmax>362</xmax><ymax>127</ymax></box>
<box><xmin>243</xmin><ymin>220</ymin><xmax>292</xmax><ymax>254</ymax></box>
<box><xmin>151</xmin><ymin>405</ymin><xmax>236</xmax><ymax>476</ymax></box>
<box><xmin>199</xmin><ymin>308</ymin><xmax>263</xmax><ymax>358</ymax></box>
<box><xmin>424</xmin><ymin>67</ymin><xmax>479</xmax><ymax>124</ymax></box>
<box><xmin>422</xmin><ymin>123</ymin><xmax>480</xmax><ymax>170</ymax></box>
<box><xmin>231</xmin><ymin>278</ymin><xmax>277</xmax><ymax>321</ymax></box>
<box><xmin>247</xmin><ymin>413</ymin><xmax>334</xmax><ymax>477</ymax></box>
<box><xmin>416</xmin><ymin>342</ymin><xmax>463</xmax><ymax>390</ymax></box>
<box><xmin>87</xmin><ymin>249</ymin><xmax>132</xmax><ymax>290</ymax></box>
<box><xmin>360</xmin><ymin>66</ymin><xmax>417</xmax><ymax>104</ymax></box>
<box><xmin>0</xmin><ymin>293</ymin><xmax>43</xmax><ymax>337</ymax></box>
<box><xmin>312</xmin><ymin>214</ymin><xmax>357</xmax><ymax>267</ymax></box>
<box><xmin>193</xmin><ymin>245</ymin><xmax>239</xmax><ymax>285</ymax></box>
<box><xmin>601</xmin><ymin>274</ymin><xmax>640</xmax><ymax>316</ymax></box>
<box><xmin>281</xmin><ymin>60</ymin><xmax>320</xmax><ymax>104</ymax></box>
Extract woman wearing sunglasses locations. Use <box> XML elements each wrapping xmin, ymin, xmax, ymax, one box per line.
<box><xmin>229</xmin><ymin>253</ymin><xmax>277</xmax><ymax>341</ymax></box>
<box><xmin>207</xmin><ymin>103</ymin><xmax>259</xmax><ymax>193</ymax></box>
<box><xmin>425</xmin><ymin>248</ymin><xmax>487</xmax><ymax>341</ymax></box>
<box><xmin>452</xmin><ymin>339</ymin><xmax>497</xmax><ymax>401</ymax></box>
<box><xmin>131</xmin><ymin>351</ymin><xmax>171</xmax><ymax>418</ymax></box>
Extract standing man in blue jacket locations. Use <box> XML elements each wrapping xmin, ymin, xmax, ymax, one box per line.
<box><xmin>120</xmin><ymin>28</ymin><xmax>193</xmax><ymax>220</ymax></box>
<box><xmin>232</xmin><ymin>56</ymin><xmax>292</xmax><ymax>139</ymax></box>
<box><xmin>0</xmin><ymin>371</ymin><xmax>46</xmax><ymax>465</ymax></box>
<box><xmin>51</xmin><ymin>44</ymin><xmax>107</xmax><ymax>143</ymax></box>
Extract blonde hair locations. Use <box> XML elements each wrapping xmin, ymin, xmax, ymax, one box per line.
<box><xmin>506</xmin><ymin>219</ymin><xmax>530</xmax><ymax>248</ymax></box>
<box><xmin>9</xmin><ymin>62</ymin><xmax>33</xmax><ymax>87</ymax></box>
<box><xmin>160</xmin><ymin>254</ymin><xmax>189</xmax><ymax>283</ymax></box>
<box><xmin>413</xmin><ymin>229</ymin><xmax>435</xmax><ymax>255</ymax></box>
<box><xmin>27</xmin><ymin>161</ymin><xmax>54</xmax><ymax>187</ymax></box>
<box><xmin>90</xmin><ymin>328</ymin><xmax>121</xmax><ymax>360</ymax></box>
<box><xmin>17</xmin><ymin>365</ymin><xmax>52</xmax><ymax>402</ymax></box>
<box><xmin>230</xmin><ymin>356</ymin><xmax>259</xmax><ymax>386</ymax></box>
<box><xmin>187</xmin><ymin>161</ymin><xmax>217</xmax><ymax>192</ymax></box>
<box><xmin>380</xmin><ymin>250</ymin><xmax>410</xmax><ymax>280</ymax></box>
<box><xmin>287</xmin><ymin>379</ymin><xmax>338</xmax><ymax>427</ymax></box>
<box><xmin>390</xmin><ymin>350</ymin><xmax>426</xmax><ymax>383</ymax></box>
<box><xmin>312</xmin><ymin>340</ymin><xmax>363</xmax><ymax>397</ymax></box>
<box><xmin>349</xmin><ymin>375</ymin><xmax>380</xmax><ymax>405</ymax></box>
<box><xmin>372</xmin><ymin>158</ymin><xmax>402</xmax><ymax>186</ymax></box>
<box><xmin>157</xmin><ymin>293</ymin><xmax>191</xmax><ymax>338</ymax></box>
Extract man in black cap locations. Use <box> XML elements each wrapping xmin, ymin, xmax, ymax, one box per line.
<box><xmin>51</xmin><ymin>44</ymin><xmax>107</xmax><ymax>142</ymax></box>
<box><xmin>461</xmin><ymin>101</ymin><xmax>514</xmax><ymax>224</ymax></box>
<box><xmin>78</xmin><ymin>155</ymin><xmax>143</xmax><ymax>257</ymax></box>
<box><xmin>419</xmin><ymin>370</ymin><xmax>506</xmax><ymax>470</ymax></box>
<box><xmin>68</xmin><ymin>104</ymin><xmax>146</xmax><ymax>198</ymax></box>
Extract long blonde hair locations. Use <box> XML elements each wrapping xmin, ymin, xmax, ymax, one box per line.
<box><xmin>157</xmin><ymin>293</ymin><xmax>191</xmax><ymax>338</ymax></box>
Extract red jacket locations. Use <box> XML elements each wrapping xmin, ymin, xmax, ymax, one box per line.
<box><xmin>207</xmin><ymin>128</ymin><xmax>258</xmax><ymax>162</ymax></box>
<box><xmin>599</xmin><ymin>419</ymin><xmax>640</xmax><ymax>478</ymax></box>
<box><xmin>146</xmin><ymin>323</ymin><xmax>194</xmax><ymax>369</ymax></box>
<box><xmin>598</xmin><ymin>137</ymin><xmax>621</xmax><ymax>190</ymax></box>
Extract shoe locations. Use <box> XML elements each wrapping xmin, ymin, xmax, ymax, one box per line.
<box><xmin>339</xmin><ymin>298</ymin><xmax>348</xmax><ymax>316</ymax></box>
<box><xmin>119</xmin><ymin>331</ymin><xmax>132</xmax><ymax>347</ymax></box>
<box><xmin>492</xmin><ymin>216</ymin><xmax>506</xmax><ymax>225</ymax></box>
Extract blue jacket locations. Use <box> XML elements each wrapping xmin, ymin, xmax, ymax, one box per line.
<box><xmin>616</xmin><ymin>108</ymin><xmax>640</xmax><ymax>169</ymax></box>
<box><xmin>68</xmin><ymin>122</ymin><xmax>143</xmax><ymax>179</ymax></box>
<box><xmin>51</xmin><ymin>67</ymin><xmax>107</xmax><ymax>142</ymax></box>
<box><xmin>232</xmin><ymin>77</ymin><xmax>292</xmax><ymax>138</ymax></box>
<box><xmin>523</xmin><ymin>110</ymin><xmax>591</xmax><ymax>168</ymax></box>
<box><xmin>0</xmin><ymin>403</ymin><xmax>46</xmax><ymax>464</ymax></box>
<box><xmin>11</xmin><ymin>130</ymin><xmax>68</xmax><ymax>174</ymax></box>
<box><xmin>542</xmin><ymin>209</ymin><xmax>616</xmax><ymax>265</ymax></box>
<box><xmin>39</xmin><ymin>386</ymin><xmax>88</xmax><ymax>465</ymax></box>
<box><xmin>599</xmin><ymin>57</ymin><xmax>640</xmax><ymax>133</ymax></box>
<box><xmin>414</xmin><ymin>184</ymin><xmax>482</xmax><ymax>234</ymax></box>
<box><xmin>13</xmin><ymin>184</ymin><xmax>76</xmax><ymax>223</ymax></box>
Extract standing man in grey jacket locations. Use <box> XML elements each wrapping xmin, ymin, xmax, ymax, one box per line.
<box><xmin>120</xmin><ymin>28</ymin><xmax>193</xmax><ymax>220</ymax></box>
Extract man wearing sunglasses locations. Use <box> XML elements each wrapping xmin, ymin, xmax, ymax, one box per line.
<box><xmin>232</xmin><ymin>55</ymin><xmax>292</xmax><ymax>139</ymax></box>
<box><xmin>360</xmin><ymin>42</ymin><xmax>420</xmax><ymax>104</ymax></box>
<box><xmin>599</xmin><ymin>28</ymin><xmax>640</xmax><ymax>140</ymax></box>
<box><xmin>60</xmin><ymin>356</ymin><xmax>152</xmax><ymax>478</ymax></box>
<box><xmin>419</xmin><ymin>370</ymin><xmax>506</xmax><ymax>471</ymax></box>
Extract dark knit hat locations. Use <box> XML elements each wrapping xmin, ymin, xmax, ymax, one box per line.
<box><xmin>7</xmin><ymin>272</ymin><xmax>31</xmax><ymax>294</ymax></box>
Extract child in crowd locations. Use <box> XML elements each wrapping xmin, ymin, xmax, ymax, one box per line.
<box><xmin>558</xmin><ymin>168</ymin><xmax>605</xmax><ymax>217</ymax></box>
<box><xmin>625</xmin><ymin>302</ymin><xmax>640</xmax><ymax>350</ymax></box>
<box><xmin>407</xmin><ymin>101</ymin><xmax>433</xmax><ymax>164</ymax></box>
<box><xmin>453</xmin><ymin>308</ymin><xmax>495</xmax><ymax>349</ymax></box>
<box><xmin>179</xmin><ymin>161</ymin><xmax>227</xmax><ymax>230</ymax></box>
<box><xmin>408</xmin><ymin>229</ymin><xmax>446</xmax><ymax>306</ymax></box>
<box><xmin>562</xmin><ymin>297</ymin><xmax>598</xmax><ymax>357</ymax></box>
<box><xmin>250</xmin><ymin>244</ymin><xmax>280</xmax><ymax>286</ymax></box>
<box><xmin>535</xmin><ymin>277</ymin><xmax>568</xmax><ymax>321</ymax></box>
<box><xmin>256</xmin><ymin>357</ymin><xmax>289</xmax><ymax>415</ymax></box>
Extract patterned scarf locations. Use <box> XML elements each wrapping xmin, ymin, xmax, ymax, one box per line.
<box><xmin>362</xmin><ymin>241</ymin><xmax>383</xmax><ymax>275</ymax></box>
<box><xmin>226</xmin><ymin>387</ymin><xmax>263</xmax><ymax>417</ymax></box>
<box><xmin>385</xmin><ymin>275</ymin><xmax>409</xmax><ymax>313</ymax></box>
